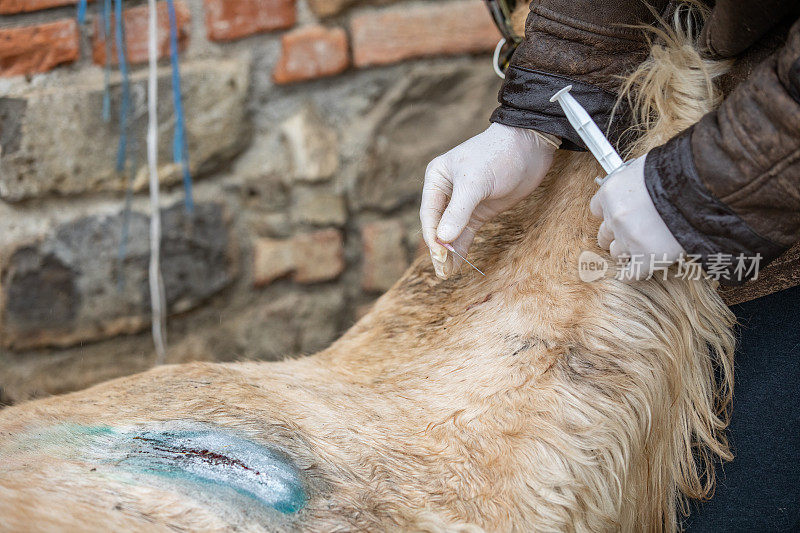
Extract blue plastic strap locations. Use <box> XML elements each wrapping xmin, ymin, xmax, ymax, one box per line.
<box><xmin>113</xmin><ymin>0</ymin><xmax>134</xmax><ymax>274</ymax></box>
<box><xmin>166</xmin><ymin>0</ymin><xmax>194</xmax><ymax>213</ymax></box>
<box><xmin>114</xmin><ymin>0</ymin><xmax>131</xmax><ymax>173</ymax></box>
<box><xmin>101</xmin><ymin>0</ymin><xmax>113</xmax><ymax>122</ymax></box>
<box><xmin>77</xmin><ymin>0</ymin><xmax>87</xmax><ymax>24</ymax></box>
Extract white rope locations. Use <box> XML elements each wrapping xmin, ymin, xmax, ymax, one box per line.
<box><xmin>147</xmin><ymin>0</ymin><xmax>167</xmax><ymax>363</ymax></box>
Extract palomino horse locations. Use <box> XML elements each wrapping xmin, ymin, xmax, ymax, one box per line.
<box><xmin>0</xmin><ymin>8</ymin><xmax>734</xmax><ymax>532</ymax></box>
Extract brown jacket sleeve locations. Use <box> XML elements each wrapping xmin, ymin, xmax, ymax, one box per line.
<box><xmin>491</xmin><ymin>0</ymin><xmax>669</xmax><ymax>150</ymax></box>
<box><xmin>645</xmin><ymin>16</ymin><xmax>800</xmax><ymax>284</ymax></box>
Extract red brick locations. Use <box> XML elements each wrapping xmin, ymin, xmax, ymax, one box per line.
<box><xmin>253</xmin><ymin>229</ymin><xmax>344</xmax><ymax>287</ymax></box>
<box><xmin>361</xmin><ymin>219</ymin><xmax>408</xmax><ymax>292</ymax></box>
<box><xmin>204</xmin><ymin>0</ymin><xmax>296</xmax><ymax>42</ymax></box>
<box><xmin>273</xmin><ymin>25</ymin><xmax>349</xmax><ymax>84</ymax></box>
<box><xmin>307</xmin><ymin>0</ymin><xmax>401</xmax><ymax>18</ymax></box>
<box><xmin>350</xmin><ymin>0</ymin><xmax>500</xmax><ymax>68</ymax></box>
<box><xmin>0</xmin><ymin>0</ymin><xmax>88</xmax><ymax>14</ymax></box>
<box><xmin>92</xmin><ymin>1</ymin><xmax>190</xmax><ymax>66</ymax></box>
<box><xmin>293</xmin><ymin>229</ymin><xmax>344</xmax><ymax>283</ymax></box>
<box><xmin>0</xmin><ymin>19</ymin><xmax>79</xmax><ymax>77</ymax></box>
<box><xmin>306</xmin><ymin>0</ymin><xmax>350</xmax><ymax>18</ymax></box>
<box><xmin>253</xmin><ymin>237</ymin><xmax>295</xmax><ymax>287</ymax></box>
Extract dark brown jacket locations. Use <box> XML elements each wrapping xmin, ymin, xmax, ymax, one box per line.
<box><xmin>492</xmin><ymin>0</ymin><xmax>800</xmax><ymax>304</ymax></box>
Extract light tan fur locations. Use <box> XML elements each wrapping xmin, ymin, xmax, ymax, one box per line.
<box><xmin>510</xmin><ymin>3</ymin><xmax>529</xmax><ymax>39</ymax></box>
<box><xmin>0</xmin><ymin>6</ymin><xmax>734</xmax><ymax>532</ymax></box>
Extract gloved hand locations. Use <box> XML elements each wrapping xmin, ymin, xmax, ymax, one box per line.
<box><xmin>420</xmin><ymin>122</ymin><xmax>558</xmax><ymax>279</ymax></box>
<box><xmin>589</xmin><ymin>154</ymin><xmax>685</xmax><ymax>281</ymax></box>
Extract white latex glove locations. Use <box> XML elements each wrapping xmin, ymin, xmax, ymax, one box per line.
<box><xmin>589</xmin><ymin>154</ymin><xmax>685</xmax><ymax>281</ymax></box>
<box><xmin>420</xmin><ymin>122</ymin><xmax>558</xmax><ymax>279</ymax></box>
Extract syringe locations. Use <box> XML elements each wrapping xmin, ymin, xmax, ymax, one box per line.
<box><xmin>550</xmin><ymin>85</ymin><xmax>626</xmax><ymax>185</ymax></box>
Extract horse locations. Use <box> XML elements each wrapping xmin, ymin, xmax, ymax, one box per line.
<box><xmin>0</xmin><ymin>6</ymin><xmax>734</xmax><ymax>531</ymax></box>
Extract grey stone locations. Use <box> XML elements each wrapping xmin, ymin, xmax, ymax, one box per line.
<box><xmin>0</xmin><ymin>337</ymin><xmax>160</xmax><ymax>404</ymax></box>
<box><xmin>298</xmin><ymin>287</ymin><xmax>347</xmax><ymax>353</ymax></box>
<box><xmin>354</xmin><ymin>62</ymin><xmax>501</xmax><ymax>211</ymax></box>
<box><xmin>0</xmin><ymin>201</ymin><xmax>235</xmax><ymax>351</ymax></box>
<box><xmin>0</xmin><ymin>59</ymin><xmax>250</xmax><ymax>202</ymax></box>
<box><xmin>247</xmin><ymin>212</ymin><xmax>293</xmax><ymax>238</ymax></box>
<box><xmin>232</xmin><ymin>132</ymin><xmax>291</xmax><ymax>183</ymax></box>
<box><xmin>292</xmin><ymin>187</ymin><xmax>348</xmax><ymax>227</ymax></box>
<box><xmin>4</xmin><ymin>248</ymin><xmax>79</xmax><ymax>331</ymax></box>
<box><xmin>0</xmin><ymin>97</ymin><xmax>26</xmax><ymax>156</ymax></box>
<box><xmin>280</xmin><ymin>106</ymin><xmax>340</xmax><ymax>183</ymax></box>
<box><xmin>229</xmin><ymin>172</ymin><xmax>290</xmax><ymax>213</ymax></box>
<box><xmin>400</xmin><ymin>207</ymin><xmax>426</xmax><ymax>257</ymax></box>
<box><xmin>0</xmin><ymin>285</ymin><xmax>346</xmax><ymax>403</ymax></box>
<box><xmin>361</xmin><ymin>218</ymin><xmax>409</xmax><ymax>292</ymax></box>
<box><xmin>215</xmin><ymin>294</ymin><xmax>304</xmax><ymax>362</ymax></box>
<box><xmin>183</xmin><ymin>287</ymin><xmax>346</xmax><ymax>363</ymax></box>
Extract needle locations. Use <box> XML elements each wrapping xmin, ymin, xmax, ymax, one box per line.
<box><xmin>436</xmin><ymin>239</ymin><xmax>486</xmax><ymax>277</ymax></box>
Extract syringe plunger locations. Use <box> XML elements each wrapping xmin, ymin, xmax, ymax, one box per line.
<box><xmin>550</xmin><ymin>85</ymin><xmax>625</xmax><ymax>176</ymax></box>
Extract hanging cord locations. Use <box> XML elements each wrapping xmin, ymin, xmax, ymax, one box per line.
<box><xmin>114</xmin><ymin>0</ymin><xmax>131</xmax><ymax>173</ymax></box>
<box><xmin>78</xmin><ymin>0</ymin><xmax>167</xmax><ymax>359</ymax></box>
<box><xmin>101</xmin><ymin>0</ymin><xmax>113</xmax><ymax>122</ymax></box>
<box><xmin>166</xmin><ymin>0</ymin><xmax>194</xmax><ymax>213</ymax></box>
<box><xmin>147</xmin><ymin>0</ymin><xmax>168</xmax><ymax>363</ymax></box>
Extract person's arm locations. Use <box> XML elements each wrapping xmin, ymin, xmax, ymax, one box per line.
<box><xmin>644</xmin><ymin>17</ymin><xmax>800</xmax><ymax>283</ymax></box>
<box><xmin>420</xmin><ymin>0</ymin><xmax>667</xmax><ymax>278</ymax></box>
<box><xmin>492</xmin><ymin>0</ymin><xmax>669</xmax><ymax>150</ymax></box>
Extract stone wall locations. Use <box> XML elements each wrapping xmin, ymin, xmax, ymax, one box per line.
<box><xmin>0</xmin><ymin>0</ymin><xmax>502</xmax><ymax>404</ymax></box>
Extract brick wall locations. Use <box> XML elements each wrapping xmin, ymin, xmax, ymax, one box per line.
<box><xmin>0</xmin><ymin>0</ymin><xmax>502</xmax><ymax>404</ymax></box>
